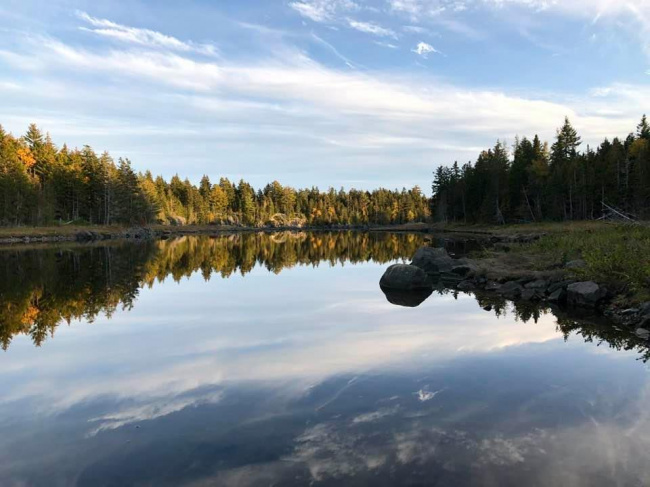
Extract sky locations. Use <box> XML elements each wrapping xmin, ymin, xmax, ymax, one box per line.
<box><xmin>0</xmin><ymin>0</ymin><xmax>648</xmax><ymax>192</ymax></box>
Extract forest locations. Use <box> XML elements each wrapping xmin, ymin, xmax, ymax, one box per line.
<box><xmin>0</xmin><ymin>124</ymin><xmax>429</xmax><ymax>228</ymax></box>
<box><xmin>431</xmin><ymin>116</ymin><xmax>650</xmax><ymax>223</ymax></box>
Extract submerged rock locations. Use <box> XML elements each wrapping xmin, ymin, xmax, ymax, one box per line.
<box><xmin>567</xmin><ymin>281</ymin><xmax>607</xmax><ymax>307</ymax></box>
<box><xmin>379</xmin><ymin>264</ymin><xmax>430</xmax><ymax>291</ymax></box>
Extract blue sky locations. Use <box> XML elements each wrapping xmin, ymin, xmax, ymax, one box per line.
<box><xmin>0</xmin><ymin>0</ymin><xmax>648</xmax><ymax>191</ymax></box>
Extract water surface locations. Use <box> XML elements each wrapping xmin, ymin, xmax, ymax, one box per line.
<box><xmin>1</xmin><ymin>232</ymin><xmax>649</xmax><ymax>486</ymax></box>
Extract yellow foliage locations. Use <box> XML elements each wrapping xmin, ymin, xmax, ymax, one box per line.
<box><xmin>17</xmin><ymin>147</ymin><xmax>35</xmax><ymax>169</ymax></box>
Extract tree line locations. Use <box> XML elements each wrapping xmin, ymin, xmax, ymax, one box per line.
<box><xmin>0</xmin><ymin>124</ymin><xmax>429</xmax><ymax>227</ymax></box>
<box><xmin>431</xmin><ymin>115</ymin><xmax>650</xmax><ymax>223</ymax></box>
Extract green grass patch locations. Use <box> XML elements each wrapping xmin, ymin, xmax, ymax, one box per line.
<box><xmin>520</xmin><ymin>224</ymin><xmax>650</xmax><ymax>301</ymax></box>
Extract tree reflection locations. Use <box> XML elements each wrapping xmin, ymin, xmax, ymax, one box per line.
<box><xmin>0</xmin><ymin>231</ymin><xmax>424</xmax><ymax>349</ymax></box>
<box><xmin>420</xmin><ymin>285</ymin><xmax>650</xmax><ymax>362</ymax></box>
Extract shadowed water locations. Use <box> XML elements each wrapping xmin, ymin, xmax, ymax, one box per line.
<box><xmin>0</xmin><ymin>232</ymin><xmax>649</xmax><ymax>486</ymax></box>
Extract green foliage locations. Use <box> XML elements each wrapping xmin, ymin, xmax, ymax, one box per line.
<box><xmin>0</xmin><ymin>124</ymin><xmax>429</xmax><ymax>227</ymax></box>
<box><xmin>431</xmin><ymin>115</ymin><xmax>650</xmax><ymax>223</ymax></box>
<box><xmin>524</xmin><ymin>225</ymin><xmax>650</xmax><ymax>298</ymax></box>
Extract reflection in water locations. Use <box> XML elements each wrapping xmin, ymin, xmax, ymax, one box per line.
<box><xmin>0</xmin><ymin>231</ymin><xmax>424</xmax><ymax>349</ymax></box>
<box><xmin>1</xmin><ymin>232</ymin><xmax>650</xmax><ymax>486</ymax></box>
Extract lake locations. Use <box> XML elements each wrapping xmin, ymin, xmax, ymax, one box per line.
<box><xmin>1</xmin><ymin>232</ymin><xmax>649</xmax><ymax>486</ymax></box>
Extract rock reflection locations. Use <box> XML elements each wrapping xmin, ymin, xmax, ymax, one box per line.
<box><xmin>380</xmin><ymin>273</ymin><xmax>650</xmax><ymax>362</ymax></box>
<box><xmin>0</xmin><ymin>231</ymin><xmax>424</xmax><ymax>349</ymax></box>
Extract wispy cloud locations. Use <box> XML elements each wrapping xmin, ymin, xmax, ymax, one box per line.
<box><xmin>375</xmin><ymin>41</ymin><xmax>400</xmax><ymax>49</ymax></box>
<box><xmin>347</xmin><ymin>19</ymin><xmax>397</xmax><ymax>38</ymax></box>
<box><xmin>289</xmin><ymin>0</ymin><xmax>359</xmax><ymax>23</ymax></box>
<box><xmin>77</xmin><ymin>11</ymin><xmax>218</xmax><ymax>56</ymax></box>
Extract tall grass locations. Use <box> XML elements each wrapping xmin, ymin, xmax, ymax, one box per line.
<box><xmin>525</xmin><ymin>224</ymin><xmax>650</xmax><ymax>299</ymax></box>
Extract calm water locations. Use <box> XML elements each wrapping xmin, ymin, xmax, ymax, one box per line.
<box><xmin>1</xmin><ymin>232</ymin><xmax>649</xmax><ymax>487</ymax></box>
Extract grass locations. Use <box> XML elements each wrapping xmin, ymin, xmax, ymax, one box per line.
<box><xmin>513</xmin><ymin>223</ymin><xmax>650</xmax><ymax>302</ymax></box>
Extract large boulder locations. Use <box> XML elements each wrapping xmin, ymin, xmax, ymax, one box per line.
<box><xmin>411</xmin><ymin>247</ymin><xmax>454</xmax><ymax>274</ymax></box>
<box><xmin>567</xmin><ymin>281</ymin><xmax>607</xmax><ymax>307</ymax></box>
<box><xmin>380</xmin><ymin>264</ymin><xmax>430</xmax><ymax>291</ymax></box>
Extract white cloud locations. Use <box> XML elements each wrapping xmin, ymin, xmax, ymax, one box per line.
<box><xmin>412</xmin><ymin>41</ymin><xmax>440</xmax><ymax>57</ymax></box>
<box><xmin>389</xmin><ymin>0</ymin><xmax>650</xmax><ymax>54</ymax></box>
<box><xmin>1</xmin><ymin>32</ymin><xmax>643</xmax><ymax>157</ymax></box>
<box><xmin>289</xmin><ymin>0</ymin><xmax>359</xmax><ymax>22</ymax></box>
<box><xmin>348</xmin><ymin>19</ymin><xmax>397</xmax><ymax>38</ymax></box>
<box><xmin>77</xmin><ymin>11</ymin><xmax>218</xmax><ymax>56</ymax></box>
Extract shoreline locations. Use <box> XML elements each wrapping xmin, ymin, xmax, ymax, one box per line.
<box><xmin>0</xmin><ymin>222</ymin><xmax>432</xmax><ymax>246</ymax></box>
<box><xmin>382</xmin><ymin>224</ymin><xmax>650</xmax><ymax>343</ymax></box>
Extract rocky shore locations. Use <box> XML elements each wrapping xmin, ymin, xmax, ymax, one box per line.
<box><xmin>380</xmin><ymin>244</ymin><xmax>650</xmax><ymax>341</ymax></box>
<box><xmin>0</xmin><ymin>222</ymin><xmax>430</xmax><ymax>246</ymax></box>
<box><xmin>0</xmin><ymin>226</ymin><xmax>162</xmax><ymax>245</ymax></box>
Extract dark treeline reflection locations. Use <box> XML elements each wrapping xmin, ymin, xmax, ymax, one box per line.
<box><xmin>440</xmin><ymin>288</ymin><xmax>650</xmax><ymax>362</ymax></box>
<box><xmin>0</xmin><ymin>232</ymin><xmax>425</xmax><ymax>349</ymax></box>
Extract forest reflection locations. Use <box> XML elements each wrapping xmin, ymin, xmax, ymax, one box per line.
<box><xmin>1</xmin><ymin>231</ymin><xmax>648</xmax><ymax>362</ymax></box>
<box><xmin>0</xmin><ymin>231</ymin><xmax>425</xmax><ymax>349</ymax></box>
<box><xmin>418</xmin><ymin>285</ymin><xmax>650</xmax><ymax>362</ymax></box>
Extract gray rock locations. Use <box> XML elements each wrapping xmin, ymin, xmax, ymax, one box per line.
<box><xmin>457</xmin><ymin>280</ymin><xmax>476</xmax><ymax>291</ymax></box>
<box><xmin>640</xmin><ymin>302</ymin><xmax>650</xmax><ymax>316</ymax></box>
<box><xmin>497</xmin><ymin>281</ymin><xmax>523</xmax><ymax>299</ymax></box>
<box><xmin>567</xmin><ymin>281</ymin><xmax>607</xmax><ymax>307</ymax></box>
<box><xmin>621</xmin><ymin>308</ymin><xmax>639</xmax><ymax>316</ymax></box>
<box><xmin>485</xmin><ymin>281</ymin><xmax>502</xmax><ymax>291</ymax></box>
<box><xmin>75</xmin><ymin>230</ymin><xmax>100</xmax><ymax>242</ymax></box>
<box><xmin>635</xmin><ymin>328</ymin><xmax>650</xmax><ymax>340</ymax></box>
<box><xmin>439</xmin><ymin>271</ymin><xmax>464</xmax><ymax>282</ymax></box>
<box><xmin>380</xmin><ymin>264</ymin><xmax>430</xmax><ymax>291</ymax></box>
<box><xmin>525</xmin><ymin>279</ymin><xmax>549</xmax><ymax>290</ymax></box>
<box><xmin>450</xmin><ymin>259</ymin><xmax>478</xmax><ymax>277</ymax></box>
<box><xmin>411</xmin><ymin>247</ymin><xmax>455</xmax><ymax>274</ymax></box>
<box><xmin>548</xmin><ymin>288</ymin><xmax>567</xmax><ymax>303</ymax></box>
<box><xmin>124</xmin><ymin>227</ymin><xmax>154</xmax><ymax>240</ymax></box>
<box><xmin>521</xmin><ymin>289</ymin><xmax>540</xmax><ymax>301</ymax></box>
<box><xmin>565</xmin><ymin>259</ymin><xmax>587</xmax><ymax>269</ymax></box>
<box><xmin>547</xmin><ymin>281</ymin><xmax>571</xmax><ymax>294</ymax></box>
